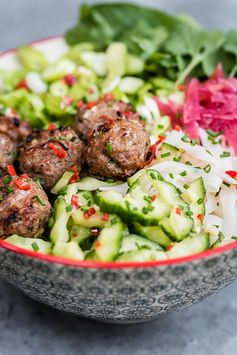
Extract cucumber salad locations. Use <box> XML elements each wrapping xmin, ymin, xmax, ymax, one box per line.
<box><xmin>1</xmin><ymin>3</ymin><xmax>237</xmax><ymax>262</ymax></box>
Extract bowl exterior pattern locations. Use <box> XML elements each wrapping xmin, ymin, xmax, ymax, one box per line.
<box><xmin>0</xmin><ymin>248</ymin><xmax>237</xmax><ymax>323</ymax></box>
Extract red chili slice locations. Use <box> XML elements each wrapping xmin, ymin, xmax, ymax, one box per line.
<box><xmin>174</xmin><ymin>125</ymin><xmax>181</xmax><ymax>131</ymax></box>
<box><xmin>101</xmin><ymin>213</ymin><xmax>110</xmax><ymax>221</ymax></box>
<box><xmin>48</xmin><ymin>123</ymin><xmax>56</xmax><ymax>131</ymax></box>
<box><xmin>16</xmin><ymin>79</ymin><xmax>28</xmax><ymax>90</ymax></box>
<box><xmin>175</xmin><ymin>207</ymin><xmax>181</xmax><ymax>215</ymax></box>
<box><xmin>71</xmin><ymin>194</ymin><xmax>79</xmax><ymax>209</ymax></box>
<box><xmin>87</xmin><ymin>101</ymin><xmax>97</xmax><ymax>109</ymax></box>
<box><xmin>69</xmin><ymin>165</ymin><xmax>80</xmax><ymax>183</ymax></box>
<box><xmin>77</xmin><ymin>100</ymin><xmax>84</xmax><ymax>109</ymax></box>
<box><xmin>48</xmin><ymin>142</ymin><xmax>67</xmax><ymax>159</ymax></box>
<box><xmin>13</xmin><ymin>178</ymin><xmax>31</xmax><ymax>190</ymax></box>
<box><xmin>84</xmin><ymin>207</ymin><xmax>96</xmax><ymax>219</ymax></box>
<box><xmin>7</xmin><ymin>165</ymin><xmax>16</xmax><ymax>176</ymax></box>
<box><xmin>21</xmin><ymin>173</ymin><xmax>29</xmax><ymax>179</ymax></box>
<box><xmin>197</xmin><ymin>213</ymin><xmax>204</xmax><ymax>221</ymax></box>
<box><xmin>225</xmin><ymin>170</ymin><xmax>237</xmax><ymax>179</ymax></box>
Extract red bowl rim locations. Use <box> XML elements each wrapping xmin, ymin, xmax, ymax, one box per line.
<box><xmin>1</xmin><ymin>36</ymin><xmax>237</xmax><ymax>269</ymax></box>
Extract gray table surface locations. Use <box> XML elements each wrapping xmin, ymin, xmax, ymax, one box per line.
<box><xmin>1</xmin><ymin>1</ymin><xmax>237</xmax><ymax>354</ymax></box>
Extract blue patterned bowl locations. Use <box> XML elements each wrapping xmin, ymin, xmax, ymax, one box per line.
<box><xmin>0</xmin><ymin>239</ymin><xmax>237</xmax><ymax>323</ymax></box>
<box><xmin>1</xmin><ymin>37</ymin><xmax>237</xmax><ymax>323</ymax></box>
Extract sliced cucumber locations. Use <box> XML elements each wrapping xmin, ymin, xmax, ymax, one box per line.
<box><xmin>126</xmin><ymin>54</ymin><xmax>144</xmax><ymax>74</ymax></box>
<box><xmin>49</xmin><ymin>196</ymin><xmax>70</xmax><ymax>244</ymax></box>
<box><xmin>105</xmin><ymin>42</ymin><xmax>127</xmax><ymax>79</ymax></box>
<box><xmin>147</xmin><ymin>169</ymin><xmax>188</xmax><ymax>210</ymax></box>
<box><xmin>49</xmin><ymin>80</ymin><xmax>69</xmax><ymax>96</ymax></box>
<box><xmin>71</xmin><ymin>205</ymin><xmax>106</xmax><ymax>228</ymax></box>
<box><xmin>69</xmin><ymin>225</ymin><xmax>91</xmax><ymax>244</ymax></box>
<box><xmin>43</xmin><ymin>59</ymin><xmax>76</xmax><ymax>82</ymax></box>
<box><xmin>167</xmin><ymin>233</ymin><xmax>210</xmax><ymax>258</ymax></box>
<box><xmin>51</xmin><ymin>171</ymin><xmax>74</xmax><ymax>195</ymax></box>
<box><xmin>95</xmin><ymin>190</ymin><xmax>127</xmax><ymax>217</ymax></box>
<box><xmin>119</xmin><ymin>77</ymin><xmax>144</xmax><ymax>94</ymax></box>
<box><xmin>53</xmin><ymin>241</ymin><xmax>84</xmax><ymax>260</ymax></box>
<box><xmin>5</xmin><ymin>235</ymin><xmax>52</xmax><ymax>254</ymax></box>
<box><xmin>158</xmin><ymin>142</ymin><xmax>182</xmax><ymax>162</ymax></box>
<box><xmin>119</xmin><ymin>234</ymin><xmax>163</xmax><ymax>254</ymax></box>
<box><xmin>133</xmin><ymin>223</ymin><xmax>172</xmax><ymax>248</ymax></box>
<box><xmin>116</xmin><ymin>249</ymin><xmax>168</xmax><ymax>262</ymax></box>
<box><xmin>95</xmin><ymin>221</ymin><xmax>124</xmax><ymax>262</ymax></box>
<box><xmin>160</xmin><ymin>207</ymin><xmax>194</xmax><ymax>241</ymax></box>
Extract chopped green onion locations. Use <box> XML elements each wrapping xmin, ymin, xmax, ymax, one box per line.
<box><xmin>31</xmin><ymin>242</ymin><xmax>39</xmax><ymax>252</ymax></box>
<box><xmin>3</xmin><ymin>176</ymin><xmax>12</xmax><ymax>185</ymax></box>
<box><xmin>35</xmin><ymin>195</ymin><xmax>46</xmax><ymax>206</ymax></box>
<box><xmin>179</xmin><ymin>171</ymin><xmax>187</xmax><ymax>177</ymax></box>
<box><xmin>183</xmin><ymin>184</ymin><xmax>190</xmax><ymax>190</ymax></box>
<box><xmin>161</xmin><ymin>152</ymin><xmax>171</xmax><ymax>158</ymax></box>
<box><xmin>191</xmin><ymin>139</ymin><xmax>197</xmax><ymax>146</ymax></box>
<box><xmin>143</xmin><ymin>195</ymin><xmax>151</xmax><ymax>203</ymax></box>
<box><xmin>204</xmin><ymin>164</ymin><xmax>211</xmax><ymax>173</ymax></box>
<box><xmin>169</xmin><ymin>173</ymin><xmax>174</xmax><ymax>179</ymax></box>
<box><xmin>65</xmin><ymin>205</ymin><xmax>73</xmax><ymax>212</ymax></box>
<box><xmin>173</xmin><ymin>156</ymin><xmax>181</xmax><ymax>162</ymax></box>
<box><xmin>185</xmin><ymin>161</ymin><xmax>192</xmax><ymax>166</ymax></box>
<box><xmin>181</xmin><ymin>135</ymin><xmax>189</xmax><ymax>143</ymax></box>
<box><xmin>186</xmin><ymin>210</ymin><xmax>193</xmax><ymax>216</ymax></box>
<box><xmin>197</xmin><ymin>198</ymin><xmax>203</xmax><ymax>204</ymax></box>
<box><xmin>220</xmin><ymin>151</ymin><xmax>231</xmax><ymax>158</ymax></box>
<box><xmin>205</xmin><ymin>149</ymin><xmax>213</xmax><ymax>156</ymax></box>
<box><xmin>157</xmin><ymin>124</ymin><xmax>164</xmax><ymax>129</ymax></box>
<box><xmin>206</xmin><ymin>129</ymin><xmax>216</xmax><ymax>137</ymax></box>
<box><xmin>223</xmin><ymin>181</ymin><xmax>231</xmax><ymax>187</ymax></box>
<box><xmin>6</xmin><ymin>187</ymin><xmax>13</xmax><ymax>193</ymax></box>
<box><xmin>142</xmin><ymin>207</ymin><xmax>149</xmax><ymax>214</ymax></box>
<box><xmin>106</xmin><ymin>142</ymin><xmax>113</xmax><ymax>153</ymax></box>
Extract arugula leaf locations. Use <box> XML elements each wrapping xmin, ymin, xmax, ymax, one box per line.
<box><xmin>224</xmin><ymin>30</ymin><xmax>237</xmax><ymax>76</ymax></box>
<box><xmin>165</xmin><ymin>26</ymin><xmax>225</xmax><ymax>84</ymax></box>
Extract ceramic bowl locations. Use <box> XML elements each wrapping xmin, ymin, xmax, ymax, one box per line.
<box><xmin>1</xmin><ymin>38</ymin><xmax>237</xmax><ymax>324</ymax></box>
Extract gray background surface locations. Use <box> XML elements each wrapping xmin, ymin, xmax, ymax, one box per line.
<box><xmin>1</xmin><ymin>0</ymin><xmax>237</xmax><ymax>354</ymax></box>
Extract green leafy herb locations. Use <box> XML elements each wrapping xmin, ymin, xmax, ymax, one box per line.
<box><xmin>35</xmin><ymin>195</ymin><xmax>46</xmax><ymax>206</ymax></box>
<box><xmin>31</xmin><ymin>242</ymin><xmax>39</xmax><ymax>252</ymax></box>
<box><xmin>106</xmin><ymin>142</ymin><xmax>113</xmax><ymax>154</ymax></box>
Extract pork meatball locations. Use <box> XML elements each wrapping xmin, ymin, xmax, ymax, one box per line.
<box><xmin>0</xmin><ymin>115</ymin><xmax>31</xmax><ymax>176</ymax></box>
<box><xmin>75</xmin><ymin>99</ymin><xmax>141</xmax><ymax>141</ymax></box>
<box><xmin>85</xmin><ymin>119</ymin><xmax>151</xmax><ymax>179</ymax></box>
<box><xmin>0</xmin><ymin>175</ymin><xmax>51</xmax><ymax>238</ymax></box>
<box><xmin>19</xmin><ymin>127</ymin><xmax>84</xmax><ymax>190</ymax></box>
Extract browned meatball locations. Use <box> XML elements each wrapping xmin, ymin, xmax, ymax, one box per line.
<box><xmin>85</xmin><ymin>119</ymin><xmax>151</xmax><ymax>179</ymax></box>
<box><xmin>0</xmin><ymin>175</ymin><xmax>51</xmax><ymax>238</ymax></box>
<box><xmin>19</xmin><ymin>127</ymin><xmax>84</xmax><ymax>190</ymax></box>
<box><xmin>74</xmin><ymin>99</ymin><xmax>141</xmax><ymax>141</ymax></box>
<box><xmin>0</xmin><ymin>115</ymin><xmax>31</xmax><ymax>176</ymax></box>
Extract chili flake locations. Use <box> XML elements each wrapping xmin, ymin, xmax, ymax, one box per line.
<box><xmin>101</xmin><ymin>213</ymin><xmax>110</xmax><ymax>221</ymax></box>
<box><xmin>48</xmin><ymin>142</ymin><xmax>67</xmax><ymax>159</ymax></box>
<box><xmin>13</xmin><ymin>178</ymin><xmax>31</xmax><ymax>190</ymax></box>
<box><xmin>7</xmin><ymin>165</ymin><xmax>16</xmax><ymax>176</ymax></box>
<box><xmin>71</xmin><ymin>194</ymin><xmax>79</xmax><ymax>209</ymax></box>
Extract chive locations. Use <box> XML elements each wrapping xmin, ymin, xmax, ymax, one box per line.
<box><xmin>157</xmin><ymin>124</ymin><xmax>164</xmax><ymax>129</ymax></box>
<box><xmin>35</xmin><ymin>195</ymin><xmax>46</xmax><ymax>206</ymax></box>
<box><xmin>143</xmin><ymin>195</ymin><xmax>151</xmax><ymax>203</ymax></box>
<box><xmin>161</xmin><ymin>152</ymin><xmax>171</xmax><ymax>158</ymax></box>
<box><xmin>206</xmin><ymin>129</ymin><xmax>216</xmax><ymax>137</ymax></box>
<box><xmin>185</xmin><ymin>161</ymin><xmax>193</xmax><ymax>166</ymax></box>
<box><xmin>31</xmin><ymin>242</ymin><xmax>39</xmax><ymax>252</ymax></box>
<box><xmin>179</xmin><ymin>171</ymin><xmax>187</xmax><ymax>177</ymax></box>
<box><xmin>191</xmin><ymin>139</ymin><xmax>197</xmax><ymax>146</ymax></box>
<box><xmin>169</xmin><ymin>173</ymin><xmax>174</xmax><ymax>179</ymax></box>
<box><xmin>34</xmin><ymin>177</ymin><xmax>44</xmax><ymax>187</ymax></box>
<box><xmin>148</xmin><ymin>205</ymin><xmax>155</xmax><ymax>212</ymax></box>
<box><xmin>223</xmin><ymin>181</ymin><xmax>231</xmax><ymax>187</ymax></box>
<box><xmin>106</xmin><ymin>142</ymin><xmax>113</xmax><ymax>153</ymax></box>
<box><xmin>6</xmin><ymin>187</ymin><xmax>13</xmax><ymax>193</ymax></box>
<box><xmin>3</xmin><ymin>176</ymin><xmax>12</xmax><ymax>185</ymax></box>
<box><xmin>183</xmin><ymin>184</ymin><xmax>190</xmax><ymax>190</ymax></box>
<box><xmin>197</xmin><ymin>198</ymin><xmax>203</xmax><ymax>204</ymax></box>
<box><xmin>142</xmin><ymin>207</ymin><xmax>149</xmax><ymax>214</ymax></box>
<box><xmin>186</xmin><ymin>210</ymin><xmax>193</xmax><ymax>216</ymax></box>
<box><xmin>176</xmin><ymin>188</ymin><xmax>182</xmax><ymax>194</ymax></box>
<box><xmin>220</xmin><ymin>151</ymin><xmax>231</xmax><ymax>158</ymax></box>
<box><xmin>178</xmin><ymin>204</ymin><xmax>184</xmax><ymax>210</ymax></box>
<box><xmin>81</xmin><ymin>207</ymin><xmax>88</xmax><ymax>212</ymax></box>
<box><xmin>181</xmin><ymin>135</ymin><xmax>189</xmax><ymax>143</ymax></box>
<box><xmin>204</xmin><ymin>164</ymin><xmax>211</xmax><ymax>173</ymax></box>
<box><xmin>65</xmin><ymin>205</ymin><xmax>73</xmax><ymax>212</ymax></box>
<box><xmin>149</xmin><ymin>172</ymin><xmax>156</xmax><ymax>180</ymax></box>
<box><xmin>70</xmin><ymin>136</ymin><xmax>77</xmax><ymax>142</ymax></box>
<box><xmin>205</xmin><ymin>149</ymin><xmax>213</xmax><ymax>156</ymax></box>
<box><xmin>173</xmin><ymin>156</ymin><xmax>181</xmax><ymax>162</ymax></box>
<box><xmin>231</xmin><ymin>236</ymin><xmax>237</xmax><ymax>240</ymax></box>
<box><xmin>59</xmin><ymin>186</ymin><xmax>68</xmax><ymax>196</ymax></box>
